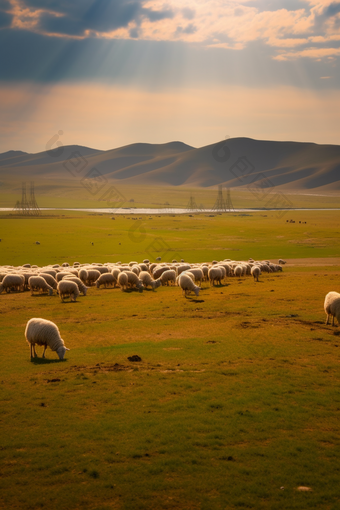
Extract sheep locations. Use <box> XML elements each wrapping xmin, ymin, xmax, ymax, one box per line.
<box><xmin>139</xmin><ymin>271</ymin><xmax>162</xmax><ymax>290</ymax></box>
<box><xmin>0</xmin><ymin>274</ymin><xmax>25</xmax><ymax>293</ymax></box>
<box><xmin>208</xmin><ymin>267</ymin><xmax>222</xmax><ymax>286</ymax></box>
<box><xmin>28</xmin><ymin>276</ymin><xmax>54</xmax><ymax>296</ymax></box>
<box><xmin>160</xmin><ymin>269</ymin><xmax>176</xmax><ymax>286</ymax></box>
<box><xmin>85</xmin><ymin>269</ymin><xmax>101</xmax><ymax>286</ymax></box>
<box><xmin>278</xmin><ymin>259</ymin><xmax>286</xmax><ymax>265</ymax></box>
<box><xmin>118</xmin><ymin>271</ymin><xmax>129</xmax><ymax>291</ymax></box>
<box><xmin>96</xmin><ymin>273</ymin><xmax>115</xmax><ymax>289</ymax></box>
<box><xmin>176</xmin><ymin>264</ymin><xmax>191</xmax><ymax>276</ymax></box>
<box><xmin>62</xmin><ymin>276</ymin><xmax>89</xmax><ymax>295</ymax></box>
<box><xmin>124</xmin><ymin>271</ymin><xmax>144</xmax><ymax>291</ymax></box>
<box><xmin>234</xmin><ymin>265</ymin><xmax>243</xmax><ymax>278</ymax></box>
<box><xmin>251</xmin><ymin>266</ymin><xmax>261</xmax><ymax>282</ymax></box>
<box><xmin>39</xmin><ymin>273</ymin><xmax>58</xmax><ymax>290</ymax></box>
<box><xmin>185</xmin><ymin>268</ymin><xmax>204</xmax><ymax>286</ymax></box>
<box><xmin>153</xmin><ymin>266</ymin><xmax>170</xmax><ymax>279</ymax></box>
<box><xmin>56</xmin><ymin>271</ymin><xmax>75</xmax><ymax>282</ymax></box>
<box><xmin>57</xmin><ymin>280</ymin><xmax>80</xmax><ymax>302</ymax></box>
<box><xmin>25</xmin><ymin>318</ymin><xmax>70</xmax><ymax>360</ymax></box>
<box><xmin>78</xmin><ymin>268</ymin><xmax>88</xmax><ymax>283</ymax></box>
<box><xmin>178</xmin><ymin>273</ymin><xmax>200</xmax><ymax>298</ymax></box>
<box><xmin>324</xmin><ymin>292</ymin><xmax>340</xmax><ymax>326</ymax></box>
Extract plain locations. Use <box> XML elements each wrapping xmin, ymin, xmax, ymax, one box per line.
<box><xmin>0</xmin><ymin>210</ymin><xmax>340</xmax><ymax>510</ymax></box>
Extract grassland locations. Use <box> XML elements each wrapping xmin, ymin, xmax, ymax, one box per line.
<box><xmin>0</xmin><ymin>211</ymin><xmax>340</xmax><ymax>509</ymax></box>
<box><xmin>1</xmin><ymin>179</ymin><xmax>340</xmax><ymax>210</ymax></box>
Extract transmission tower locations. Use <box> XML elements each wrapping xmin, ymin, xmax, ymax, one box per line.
<box><xmin>225</xmin><ymin>188</ymin><xmax>235</xmax><ymax>212</ymax></box>
<box><xmin>13</xmin><ymin>182</ymin><xmax>40</xmax><ymax>215</ymax></box>
<box><xmin>186</xmin><ymin>194</ymin><xmax>201</xmax><ymax>211</ymax></box>
<box><xmin>29</xmin><ymin>182</ymin><xmax>40</xmax><ymax>215</ymax></box>
<box><xmin>213</xmin><ymin>185</ymin><xmax>234</xmax><ymax>212</ymax></box>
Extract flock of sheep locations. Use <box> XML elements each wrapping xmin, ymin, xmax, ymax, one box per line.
<box><xmin>1</xmin><ymin>257</ymin><xmax>339</xmax><ymax>361</ymax></box>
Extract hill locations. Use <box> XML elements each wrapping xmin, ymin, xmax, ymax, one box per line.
<box><xmin>1</xmin><ymin>138</ymin><xmax>340</xmax><ymax>191</ymax></box>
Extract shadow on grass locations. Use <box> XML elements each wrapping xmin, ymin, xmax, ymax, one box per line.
<box><xmin>30</xmin><ymin>358</ymin><xmax>67</xmax><ymax>365</ymax></box>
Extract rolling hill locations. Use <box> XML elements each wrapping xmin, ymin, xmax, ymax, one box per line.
<box><xmin>1</xmin><ymin>138</ymin><xmax>340</xmax><ymax>191</ymax></box>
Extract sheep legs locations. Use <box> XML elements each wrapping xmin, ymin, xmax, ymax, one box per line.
<box><xmin>30</xmin><ymin>344</ymin><xmax>38</xmax><ymax>360</ymax></box>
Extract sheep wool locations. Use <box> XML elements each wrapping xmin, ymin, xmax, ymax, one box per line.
<box><xmin>324</xmin><ymin>291</ymin><xmax>340</xmax><ymax>326</ymax></box>
<box><xmin>28</xmin><ymin>276</ymin><xmax>54</xmax><ymax>296</ymax></box>
<box><xmin>178</xmin><ymin>274</ymin><xmax>200</xmax><ymax>297</ymax></box>
<box><xmin>251</xmin><ymin>266</ymin><xmax>261</xmax><ymax>282</ymax></box>
<box><xmin>57</xmin><ymin>280</ymin><xmax>80</xmax><ymax>302</ymax></box>
<box><xmin>25</xmin><ymin>318</ymin><xmax>70</xmax><ymax>360</ymax></box>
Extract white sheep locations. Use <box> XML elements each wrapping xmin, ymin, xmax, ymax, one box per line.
<box><xmin>96</xmin><ymin>273</ymin><xmax>115</xmax><ymax>289</ymax></box>
<box><xmin>39</xmin><ymin>273</ymin><xmax>58</xmax><ymax>290</ymax></box>
<box><xmin>124</xmin><ymin>270</ymin><xmax>144</xmax><ymax>291</ymax></box>
<box><xmin>118</xmin><ymin>271</ymin><xmax>128</xmax><ymax>290</ymax></box>
<box><xmin>0</xmin><ymin>274</ymin><xmax>25</xmax><ymax>293</ymax></box>
<box><xmin>78</xmin><ymin>268</ymin><xmax>88</xmax><ymax>283</ymax></box>
<box><xmin>28</xmin><ymin>276</ymin><xmax>54</xmax><ymax>296</ymax></box>
<box><xmin>251</xmin><ymin>266</ymin><xmax>261</xmax><ymax>282</ymax></box>
<box><xmin>324</xmin><ymin>292</ymin><xmax>340</xmax><ymax>326</ymax></box>
<box><xmin>208</xmin><ymin>267</ymin><xmax>222</xmax><ymax>286</ymax></box>
<box><xmin>278</xmin><ymin>259</ymin><xmax>286</xmax><ymax>265</ymax></box>
<box><xmin>57</xmin><ymin>280</ymin><xmax>80</xmax><ymax>302</ymax></box>
<box><xmin>25</xmin><ymin>318</ymin><xmax>70</xmax><ymax>360</ymax></box>
<box><xmin>160</xmin><ymin>269</ymin><xmax>176</xmax><ymax>286</ymax></box>
<box><xmin>85</xmin><ymin>269</ymin><xmax>101</xmax><ymax>286</ymax></box>
<box><xmin>62</xmin><ymin>276</ymin><xmax>89</xmax><ymax>295</ymax></box>
<box><xmin>139</xmin><ymin>271</ymin><xmax>161</xmax><ymax>290</ymax></box>
<box><xmin>178</xmin><ymin>273</ymin><xmax>200</xmax><ymax>298</ymax></box>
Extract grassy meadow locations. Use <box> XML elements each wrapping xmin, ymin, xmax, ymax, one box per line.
<box><xmin>0</xmin><ymin>210</ymin><xmax>340</xmax><ymax>509</ymax></box>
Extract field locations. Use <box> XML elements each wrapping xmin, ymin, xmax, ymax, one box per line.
<box><xmin>1</xmin><ymin>210</ymin><xmax>340</xmax><ymax>510</ymax></box>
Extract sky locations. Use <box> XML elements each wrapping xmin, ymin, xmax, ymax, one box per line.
<box><xmin>0</xmin><ymin>0</ymin><xmax>339</xmax><ymax>153</ymax></box>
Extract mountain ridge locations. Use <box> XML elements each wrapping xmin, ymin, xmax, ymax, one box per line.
<box><xmin>1</xmin><ymin>138</ymin><xmax>340</xmax><ymax>191</ymax></box>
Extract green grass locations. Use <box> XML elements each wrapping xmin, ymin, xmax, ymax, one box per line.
<box><xmin>1</xmin><ymin>211</ymin><xmax>340</xmax><ymax>509</ymax></box>
<box><xmin>1</xmin><ymin>209</ymin><xmax>340</xmax><ymax>267</ymax></box>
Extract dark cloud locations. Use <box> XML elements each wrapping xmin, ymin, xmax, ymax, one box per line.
<box><xmin>244</xmin><ymin>0</ymin><xmax>310</xmax><ymax>12</ymax></box>
<box><xmin>0</xmin><ymin>0</ymin><xmax>11</xmax><ymax>9</ymax></box>
<box><xmin>0</xmin><ymin>9</ymin><xmax>12</xmax><ymax>28</ymax></box>
<box><xmin>324</xmin><ymin>2</ymin><xmax>340</xmax><ymax>17</ymax></box>
<box><xmin>182</xmin><ymin>8</ymin><xmax>195</xmax><ymax>20</ymax></box>
<box><xmin>22</xmin><ymin>0</ymin><xmax>174</xmax><ymax>36</ymax></box>
<box><xmin>175</xmin><ymin>23</ymin><xmax>197</xmax><ymax>36</ymax></box>
<box><xmin>1</xmin><ymin>28</ymin><xmax>338</xmax><ymax>91</ymax></box>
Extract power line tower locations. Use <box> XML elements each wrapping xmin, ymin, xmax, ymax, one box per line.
<box><xmin>186</xmin><ymin>194</ymin><xmax>201</xmax><ymax>211</ymax></box>
<box><xmin>213</xmin><ymin>185</ymin><xmax>234</xmax><ymax>212</ymax></box>
<box><xmin>29</xmin><ymin>181</ymin><xmax>41</xmax><ymax>215</ymax></box>
<box><xmin>13</xmin><ymin>182</ymin><xmax>40</xmax><ymax>215</ymax></box>
<box><xmin>225</xmin><ymin>188</ymin><xmax>235</xmax><ymax>212</ymax></box>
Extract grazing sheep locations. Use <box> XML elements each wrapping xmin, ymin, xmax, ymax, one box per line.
<box><xmin>176</xmin><ymin>264</ymin><xmax>191</xmax><ymax>276</ymax></box>
<box><xmin>25</xmin><ymin>318</ymin><xmax>70</xmax><ymax>360</ymax></box>
<box><xmin>324</xmin><ymin>292</ymin><xmax>340</xmax><ymax>326</ymax></box>
<box><xmin>160</xmin><ymin>269</ymin><xmax>176</xmax><ymax>286</ymax></box>
<box><xmin>178</xmin><ymin>273</ymin><xmax>200</xmax><ymax>298</ymax></box>
<box><xmin>57</xmin><ymin>280</ymin><xmax>80</xmax><ymax>302</ymax></box>
<box><xmin>251</xmin><ymin>266</ymin><xmax>261</xmax><ymax>282</ymax></box>
<box><xmin>118</xmin><ymin>271</ymin><xmax>129</xmax><ymax>291</ymax></box>
<box><xmin>153</xmin><ymin>266</ymin><xmax>170</xmax><ymax>279</ymax></box>
<box><xmin>139</xmin><ymin>271</ymin><xmax>162</xmax><ymax>290</ymax></box>
<box><xmin>78</xmin><ymin>268</ymin><xmax>88</xmax><ymax>283</ymax></box>
<box><xmin>62</xmin><ymin>276</ymin><xmax>88</xmax><ymax>295</ymax></box>
<box><xmin>278</xmin><ymin>259</ymin><xmax>286</xmax><ymax>265</ymax></box>
<box><xmin>39</xmin><ymin>273</ymin><xmax>58</xmax><ymax>290</ymax></box>
<box><xmin>208</xmin><ymin>267</ymin><xmax>222</xmax><ymax>286</ymax></box>
<box><xmin>96</xmin><ymin>273</ymin><xmax>115</xmax><ymax>289</ymax></box>
<box><xmin>28</xmin><ymin>276</ymin><xmax>54</xmax><ymax>296</ymax></box>
<box><xmin>85</xmin><ymin>269</ymin><xmax>101</xmax><ymax>286</ymax></box>
<box><xmin>124</xmin><ymin>271</ymin><xmax>144</xmax><ymax>291</ymax></box>
<box><xmin>234</xmin><ymin>265</ymin><xmax>244</xmax><ymax>278</ymax></box>
<box><xmin>0</xmin><ymin>274</ymin><xmax>25</xmax><ymax>293</ymax></box>
<box><xmin>185</xmin><ymin>268</ymin><xmax>204</xmax><ymax>286</ymax></box>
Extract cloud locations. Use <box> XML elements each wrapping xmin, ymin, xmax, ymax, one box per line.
<box><xmin>4</xmin><ymin>0</ymin><xmax>340</xmax><ymax>62</ymax></box>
